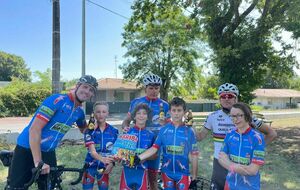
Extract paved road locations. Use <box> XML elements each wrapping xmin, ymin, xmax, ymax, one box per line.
<box><xmin>1</xmin><ymin>111</ymin><xmax>300</xmax><ymax>144</ymax></box>
<box><xmin>0</xmin><ymin>113</ymin><xmax>126</xmax><ymax>144</ymax></box>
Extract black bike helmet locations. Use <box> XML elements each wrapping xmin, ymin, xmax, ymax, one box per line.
<box><xmin>77</xmin><ymin>75</ymin><xmax>98</xmax><ymax>92</ymax></box>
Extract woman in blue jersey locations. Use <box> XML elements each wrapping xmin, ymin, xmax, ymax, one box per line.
<box><xmin>218</xmin><ymin>102</ymin><xmax>265</xmax><ymax>190</ymax></box>
<box><xmin>82</xmin><ymin>101</ymin><xmax>118</xmax><ymax>190</ymax></box>
<box><xmin>8</xmin><ymin>75</ymin><xmax>98</xmax><ymax>190</ymax></box>
<box><xmin>119</xmin><ymin>103</ymin><xmax>155</xmax><ymax>190</ymax></box>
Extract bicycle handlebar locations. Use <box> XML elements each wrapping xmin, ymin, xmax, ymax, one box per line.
<box><xmin>50</xmin><ymin>163</ymin><xmax>88</xmax><ymax>185</ymax></box>
<box><xmin>23</xmin><ymin>162</ymin><xmax>88</xmax><ymax>189</ymax></box>
<box><xmin>24</xmin><ymin>161</ymin><xmax>44</xmax><ymax>188</ymax></box>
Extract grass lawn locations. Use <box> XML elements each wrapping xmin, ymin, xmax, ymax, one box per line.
<box><xmin>0</xmin><ymin>116</ymin><xmax>299</xmax><ymax>190</ymax></box>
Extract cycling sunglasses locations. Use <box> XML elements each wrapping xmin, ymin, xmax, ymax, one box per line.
<box><xmin>220</xmin><ymin>93</ymin><xmax>236</xmax><ymax>99</ymax></box>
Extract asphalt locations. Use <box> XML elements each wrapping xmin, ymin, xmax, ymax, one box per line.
<box><xmin>1</xmin><ymin>111</ymin><xmax>300</xmax><ymax>144</ymax></box>
<box><xmin>0</xmin><ymin>113</ymin><xmax>127</xmax><ymax>144</ymax></box>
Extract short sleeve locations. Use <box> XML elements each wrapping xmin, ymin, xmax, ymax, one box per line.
<box><xmin>252</xmin><ymin>132</ymin><xmax>265</xmax><ymax>165</ymax></box>
<box><xmin>189</xmin><ymin>128</ymin><xmax>199</xmax><ymax>155</ymax></box>
<box><xmin>84</xmin><ymin>130</ymin><xmax>95</xmax><ymax>147</ymax></box>
<box><xmin>35</xmin><ymin>94</ymin><xmax>65</xmax><ymax>123</ymax></box>
<box><xmin>203</xmin><ymin>114</ymin><xmax>213</xmax><ymax>130</ymax></box>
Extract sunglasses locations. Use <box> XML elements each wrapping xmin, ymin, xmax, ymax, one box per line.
<box><xmin>220</xmin><ymin>94</ymin><xmax>236</xmax><ymax>99</ymax></box>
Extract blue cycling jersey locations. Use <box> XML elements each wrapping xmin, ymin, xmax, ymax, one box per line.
<box><xmin>84</xmin><ymin>123</ymin><xmax>119</xmax><ymax>168</ymax></box>
<box><xmin>124</xmin><ymin>126</ymin><xmax>155</xmax><ymax>169</ymax></box>
<box><xmin>128</xmin><ymin>96</ymin><xmax>169</xmax><ymax>135</ymax></box>
<box><xmin>222</xmin><ymin>127</ymin><xmax>265</xmax><ymax>190</ymax></box>
<box><xmin>17</xmin><ymin>93</ymin><xmax>86</xmax><ymax>152</ymax></box>
<box><xmin>153</xmin><ymin>122</ymin><xmax>199</xmax><ymax>176</ymax></box>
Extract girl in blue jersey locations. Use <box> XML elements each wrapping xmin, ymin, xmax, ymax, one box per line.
<box><xmin>119</xmin><ymin>103</ymin><xmax>156</xmax><ymax>190</ymax></box>
<box><xmin>218</xmin><ymin>102</ymin><xmax>265</xmax><ymax>190</ymax></box>
<box><xmin>82</xmin><ymin>102</ymin><xmax>118</xmax><ymax>190</ymax></box>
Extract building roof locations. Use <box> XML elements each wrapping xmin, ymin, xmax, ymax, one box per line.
<box><xmin>253</xmin><ymin>89</ymin><xmax>300</xmax><ymax>98</ymax></box>
<box><xmin>98</xmin><ymin>78</ymin><xmax>141</xmax><ymax>90</ymax></box>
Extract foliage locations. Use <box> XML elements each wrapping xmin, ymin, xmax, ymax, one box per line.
<box><xmin>182</xmin><ymin>0</ymin><xmax>300</xmax><ymax>103</ymax></box>
<box><xmin>170</xmin><ymin>66</ymin><xmax>205</xmax><ymax>100</ymax></box>
<box><xmin>289</xmin><ymin>76</ymin><xmax>300</xmax><ymax>90</ymax></box>
<box><xmin>120</xmin><ymin>0</ymin><xmax>203</xmax><ymax>100</ymax></box>
<box><xmin>0</xmin><ymin>78</ymin><xmax>51</xmax><ymax>117</ymax></box>
<box><xmin>0</xmin><ymin>51</ymin><xmax>31</xmax><ymax>81</ymax></box>
<box><xmin>33</xmin><ymin>68</ymin><xmax>52</xmax><ymax>88</ymax></box>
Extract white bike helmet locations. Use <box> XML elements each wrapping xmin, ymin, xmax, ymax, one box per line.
<box><xmin>217</xmin><ymin>83</ymin><xmax>239</xmax><ymax>96</ymax></box>
<box><xmin>143</xmin><ymin>73</ymin><xmax>162</xmax><ymax>86</ymax></box>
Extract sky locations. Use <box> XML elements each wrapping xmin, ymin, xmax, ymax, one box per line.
<box><xmin>0</xmin><ymin>0</ymin><xmax>132</xmax><ymax>81</ymax></box>
<box><xmin>1</xmin><ymin>0</ymin><xmax>299</xmax><ymax>82</ymax></box>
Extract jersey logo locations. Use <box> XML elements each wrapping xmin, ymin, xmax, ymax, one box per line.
<box><xmin>40</xmin><ymin>106</ymin><xmax>54</xmax><ymax>118</ymax></box>
<box><xmin>50</xmin><ymin>122</ymin><xmax>71</xmax><ymax>134</ymax></box>
<box><xmin>166</xmin><ymin>145</ymin><xmax>184</xmax><ymax>155</ymax></box>
<box><xmin>54</xmin><ymin>96</ymin><xmax>64</xmax><ymax>104</ymax></box>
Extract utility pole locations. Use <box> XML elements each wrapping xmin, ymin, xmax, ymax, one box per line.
<box><xmin>114</xmin><ymin>55</ymin><xmax>118</xmax><ymax>78</ymax></box>
<box><xmin>82</xmin><ymin>0</ymin><xmax>86</xmax><ymax>76</ymax></box>
<box><xmin>52</xmin><ymin>0</ymin><xmax>61</xmax><ymax>93</ymax></box>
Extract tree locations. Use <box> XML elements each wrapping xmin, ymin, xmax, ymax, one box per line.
<box><xmin>184</xmin><ymin>0</ymin><xmax>300</xmax><ymax>102</ymax></box>
<box><xmin>0</xmin><ymin>51</ymin><xmax>31</xmax><ymax>81</ymax></box>
<box><xmin>170</xmin><ymin>66</ymin><xmax>205</xmax><ymax>100</ymax></box>
<box><xmin>120</xmin><ymin>0</ymin><xmax>203</xmax><ymax>100</ymax></box>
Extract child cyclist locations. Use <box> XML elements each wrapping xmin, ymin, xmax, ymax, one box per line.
<box><xmin>218</xmin><ymin>102</ymin><xmax>265</xmax><ymax>190</ymax></box>
<box><xmin>82</xmin><ymin>101</ymin><xmax>119</xmax><ymax>190</ymax></box>
<box><xmin>119</xmin><ymin>103</ymin><xmax>156</xmax><ymax>190</ymax></box>
<box><xmin>134</xmin><ymin>97</ymin><xmax>199</xmax><ymax>190</ymax></box>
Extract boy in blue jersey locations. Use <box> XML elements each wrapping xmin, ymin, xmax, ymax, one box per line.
<box><xmin>8</xmin><ymin>75</ymin><xmax>98</xmax><ymax>190</ymax></box>
<box><xmin>218</xmin><ymin>102</ymin><xmax>265</xmax><ymax>190</ymax></box>
<box><xmin>134</xmin><ymin>97</ymin><xmax>199</xmax><ymax>190</ymax></box>
<box><xmin>82</xmin><ymin>102</ymin><xmax>118</xmax><ymax>190</ymax></box>
<box><xmin>122</xmin><ymin>73</ymin><xmax>169</xmax><ymax>190</ymax></box>
<box><xmin>119</xmin><ymin>103</ymin><xmax>155</xmax><ymax>190</ymax></box>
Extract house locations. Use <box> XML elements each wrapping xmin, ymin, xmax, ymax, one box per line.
<box><xmin>92</xmin><ymin>78</ymin><xmax>144</xmax><ymax>102</ymax></box>
<box><xmin>252</xmin><ymin>89</ymin><xmax>300</xmax><ymax>109</ymax></box>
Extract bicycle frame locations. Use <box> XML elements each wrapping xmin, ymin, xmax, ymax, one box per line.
<box><xmin>0</xmin><ymin>150</ymin><xmax>87</xmax><ymax>190</ymax></box>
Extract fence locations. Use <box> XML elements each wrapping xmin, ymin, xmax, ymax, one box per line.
<box><xmin>86</xmin><ymin>102</ymin><xmax>218</xmax><ymax>114</ymax></box>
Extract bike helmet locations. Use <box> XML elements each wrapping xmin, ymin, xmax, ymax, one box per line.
<box><xmin>217</xmin><ymin>83</ymin><xmax>239</xmax><ymax>96</ymax></box>
<box><xmin>143</xmin><ymin>73</ymin><xmax>162</xmax><ymax>86</ymax></box>
<box><xmin>77</xmin><ymin>75</ymin><xmax>98</xmax><ymax>91</ymax></box>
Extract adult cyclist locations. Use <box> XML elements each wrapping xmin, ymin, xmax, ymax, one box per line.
<box><xmin>122</xmin><ymin>73</ymin><xmax>169</xmax><ymax>190</ymax></box>
<box><xmin>7</xmin><ymin>75</ymin><xmax>98</xmax><ymax>190</ymax></box>
<box><xmin>197</xmin><ymin>83</ymin><xmax>277</xmax><ymax>190</ymax></box>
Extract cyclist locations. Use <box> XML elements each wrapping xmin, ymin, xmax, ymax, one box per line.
<box><xmin>119</xmin><ymin>103</ymin><xmax>156</xmax><ymax>190</ymax></box>
<box><xmin>197</xmin><ymin>83</ymin><xmax>276</xmax><ymax>190</ymax></box>
<box><xmin>82</xmin><ymin>101</ymin><xmax>118</xmax><ymax>190</ymax></box>
<box><xmin>122</xmin><ymin>73</ymin><xmax>169</xmax><ymax>190</ymax></box>
<box><xmin>218</xmin><ymin>102</ymin><xmax>265</xmax><ymax>190</ymax></box>
<box><xmin>8</xmin><ymin>75</ymin><xmax>98</xmax><ymax>190</ymax></box>
<box><xmin>134</xmin><ymin>97</ymin><xmax>199</xmax><ymax>190</ymax></box>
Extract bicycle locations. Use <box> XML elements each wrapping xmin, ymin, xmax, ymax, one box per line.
<box><xmin>0</xmin><ymin>149</ymin><xmax>88</xmax><ymax>190</ymax></box>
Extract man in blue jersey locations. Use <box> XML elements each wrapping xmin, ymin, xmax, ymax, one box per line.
<box><xmin>122</xmin><ymin>73</ymin><xmax>169</xmax><ymax>190</ymax></box>
<box><xmin>7</xmin><ymin>75</ymin><xmax>98</xmax><ymax>190</ymax></box>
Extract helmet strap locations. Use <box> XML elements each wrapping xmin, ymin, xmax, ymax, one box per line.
<box><xmin>74</xmin><ymin>84</ymin><xmax>84</xmax><ymax>104</ymax></box>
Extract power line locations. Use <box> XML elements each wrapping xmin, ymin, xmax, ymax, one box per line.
<box><xmin>86</xmin><ymin>0</ymin><xmax>130</xmax><ymax>20</ymax></box>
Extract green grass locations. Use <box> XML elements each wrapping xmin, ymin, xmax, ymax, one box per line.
<box><xmin>1</xmin><ymin>117</ymin><xmax>300</xmax><ymax>190</ymax></box>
